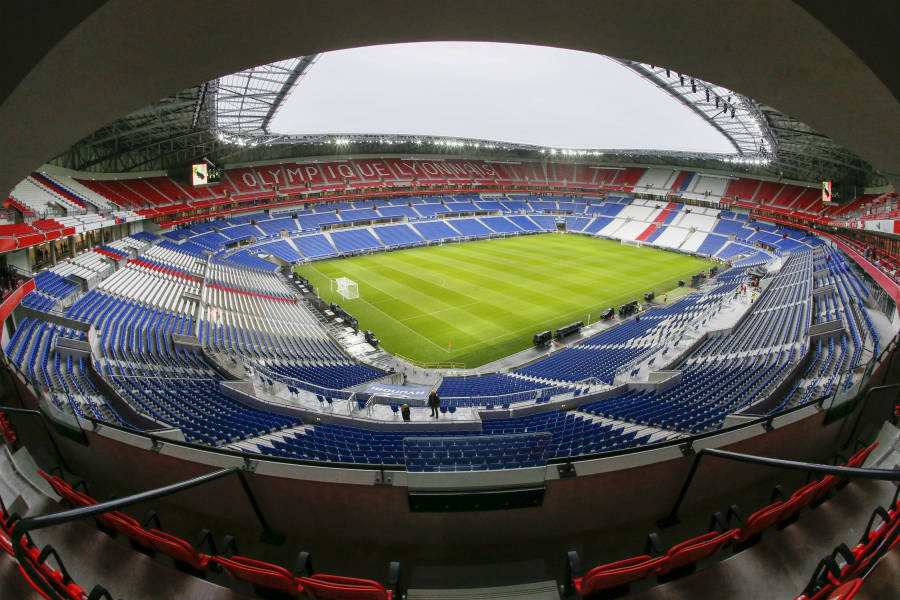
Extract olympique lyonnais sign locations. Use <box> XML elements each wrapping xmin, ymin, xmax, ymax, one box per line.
<box><xmin>234</xmin><ymin>159</ymin><xmax>506</xmax><ymax>190</ymax></box>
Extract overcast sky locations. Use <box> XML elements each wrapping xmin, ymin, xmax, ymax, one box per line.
<box><xmin>269</xmin><ymin>42</ymin><xmax>733</xmax><ymax>153</ymax></box>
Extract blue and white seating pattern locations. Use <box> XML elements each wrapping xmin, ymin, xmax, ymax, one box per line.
<box><xmin>437</xmin><ymin>373</ymin><xmax>562</xmax><ymax>407</ymax></box>
<box><xmin>372</xmin><ymin>224</ymin><xmax>424</xmax><ymax>247</ymax></box>
<box><xmin>329</xmin><ymin>228</ymin><xmax>384</xmax><ymax>253</ymax></box>
<box><xmin>4</xmin><ymin>190</ymin><xmax>881</xmax><ymax>470</ymax></box>
<box><xmin>255</xmin><ymin>410</ymin><xmax>656</xmax><ymax>467</ymax></box>
<box><xmin>253</xmin><ymin>240</ymin><xmax>303</xmax><ymax>263</ymax></box>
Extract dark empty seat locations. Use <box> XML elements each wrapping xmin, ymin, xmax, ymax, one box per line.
<box><xmin>572</xmin><ymin>554</ymin><xmax>665</xmax><ymax>597</ymax></box>
<box><xmin>214</xmin><ymin>555</ymin><xmax>303</xmax><ymax>597</ymax></box>
<box><xmin>299</xmin><ymin>574</ymin><xmax>394</xmax><ymax>599</ymax></box>
<box><xmin>146</xmin><ymin>529</ymin><xmax>214</xmax><ymax>573</ymax></box>
<box><xmin>728</xmin><ymin>501</ymin><xmax>786</xmax><ymax>547</ymax></box>
<box><xmin>656</xmin><ymin>528</ymin><xmax>738</xmax><ymax>577</ymax></box>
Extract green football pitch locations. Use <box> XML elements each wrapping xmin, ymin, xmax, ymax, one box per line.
<box><xmin>297</xmin><ymin>234</ymin><xmax>714</xmax><ymax>367</ymax></box>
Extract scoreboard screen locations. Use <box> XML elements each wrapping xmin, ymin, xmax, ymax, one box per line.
<box><xmin>191</xmin><ymin>163</ymin><xmax>208</xmax><ymax>186</ymax></box>
<box><xmin>191</xmin><ymin>163</ymin><xmax>223</xmax><ymax>186</ymax></box>
<box><xmin>822</xmin><ymin>180</ymin><xmax>833</xmax><ymax>203</ymax></box>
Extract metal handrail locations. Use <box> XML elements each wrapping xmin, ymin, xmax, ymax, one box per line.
<box><xmin>843</xmin><ymin>382</ymin><xmax>900</xmax><ymax>447</ymax></box>
<box><xmin>658</xmin><ymin>446</ymin><xmax>900</xmax><ymax>527</ymax></box>
<box><xmin>0</xmin><ymin>406</ymin><xmax>72</xmax><ymax>472</ymax></box>
<box><xmin>11</xmin><ymin>466</ymin><xmax>282</xmax><ymax>600</ymax></box>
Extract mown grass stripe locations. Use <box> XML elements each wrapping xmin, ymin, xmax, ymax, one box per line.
<box><xmin>298</xmin><ymin>234</ymin><xmax>714</xmax><ymax>366</ymax></box>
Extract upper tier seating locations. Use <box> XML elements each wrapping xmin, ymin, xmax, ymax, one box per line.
<box><xmin>480</xmin><ymin>216</ymin><xmax>523</xmax><ymax>234</ymax></box>
<box><xmin>372</xmin><ymin>224</ymin><xmax>425</xmax><ymax>247</ymax></box>
<box><xmin>507</xmin><ymin>216</ymin><xmax>542</xmax><ymax>232</ymax></box>
<box><xmin>292</xmin><ymin>234</ymin><xmax>338</xmax><ymax>259</ymax></box>
<box><xmin>437</xmin><ymin>373</ymin><xmax>558</xmax><ymax>406</ymax></box>
<box><xmin>258</xmin><ymin>409</ymin><xmax>653</xmax><ymax>466</ymax></box>
<box><xmin>338</xmin><ymin>208</ymin><xmax>381</xmax><ymax>222</ymax></box>
<box><xmin>725</xmin><ymin>178</ymin><xmax>761</xmax><ymax>201</ymax></box>
<box><xmin>330</xmin><ymin>229</ymin><xmax>384</xmax><ymax>253</ymax></box>
<box><xmin>255</xmin><ymin>240</ymin><xmax>303</xmax><ymax>263</ymax></box>
<box><xmin>413</xmin><ymin>221</ymin><xmax>463</xmax><ymax>241</ymax></box>
<box><xmin>447</xmin><ymin>218</ymin><xmax>493</xmax><ymax>237</ymax></box>
<box><xmin>10</xmin><ymin>177</ymin><xmax>84</xmax><ymax>216</ymax></box>
<box><xmin>256</xmin><ymin>216</ymin><xmax>300</xmax><ymax>236</ymax></box>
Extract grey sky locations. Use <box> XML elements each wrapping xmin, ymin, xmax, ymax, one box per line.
<box><xmin>270</xmin><ymin>42</ymin><xmax>734</xmax><ymax>153</ymax></box>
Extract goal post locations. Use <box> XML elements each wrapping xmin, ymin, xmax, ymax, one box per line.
<box><xmin>334</xmin><ymin>276</ymin><xmax>359</xmax><ymax>300</ymax></box>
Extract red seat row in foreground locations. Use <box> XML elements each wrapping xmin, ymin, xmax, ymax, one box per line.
<box><xmin>795</xmin><ymin>485</ymin><xmax>900</xmax><ymax>600</ymax></box>
<box><xmin>36</xmin><ymin>469</ymin><xmax>400</xmax><ymax>599</ymax></box>
<box><xmin>564</xmin><ymin>443</ymin><xmax>879</xmax><ymax>598</ymax></box>
<box><xmin>1</xmin><ymin>492</ymin><xmax>114</xmax><ymax>600</ymax></box>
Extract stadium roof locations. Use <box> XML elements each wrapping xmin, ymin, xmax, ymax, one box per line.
<box><xmin>48</xmin><ymin>46</ymin><xmax>887</xmax><ymax>189</ymax></box>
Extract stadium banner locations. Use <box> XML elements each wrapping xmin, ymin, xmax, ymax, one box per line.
<box><xmin>235</xmin><ymin>158</ymin><xmax>510</xmax><ymax>189</ymax></box>
<box><xmin>363</xmin><ymin>383</ymin><xmax>432</xmax><ymax>400</ymax></box>
<box><xmin>863</xmin><ymin>218</ymin><xmax>900</xmax><ymax>234</ymax></box>
<box><xmin>821</xmin><ymin>180</ymin><xmax>832</xmax><ymax>204</ymax></box>
<box><xmin>0</xmin><ymin>278</ymin><xmax>35</xmax><ymax>325</ymax></box>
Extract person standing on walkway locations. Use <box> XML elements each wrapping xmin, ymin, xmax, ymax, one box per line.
<box><xmin>428</xmin><ymin>390</ymin><xmax>440</xmax><ymax>418</ymax></box>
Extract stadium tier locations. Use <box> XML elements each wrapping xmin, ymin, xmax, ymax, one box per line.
<box><xmin>0</xmin><ymin>135</ymin><xmax>896</xmax><ymax>600</ymax></box>
<box><xmin>2</xmin><ymin>161</ymin><xmax>895</xmax><ymax>255</ymax></box>
<box><xmin>4</xmin><ymin>200</ymin><xmax>891</xmax><ymax>478</ymax></box>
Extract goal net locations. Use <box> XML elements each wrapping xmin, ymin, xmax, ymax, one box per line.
<box><xmin>621</xmin><ymin>239</ymin><xmax>643</xmax><ymax>248</ymax></box>
<box><xmin>334</xmin><ymin>276</ymin><xmax>359</xmax><ymax>300</ymax></box>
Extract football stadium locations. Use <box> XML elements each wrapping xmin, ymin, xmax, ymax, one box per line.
<box><xmin>0</xmin><ymin>3</ymin><xmax>898</xmax><ymax>599</ymax></box>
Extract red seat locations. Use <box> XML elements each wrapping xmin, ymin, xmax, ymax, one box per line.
<box><xmin>777</xmin><ymin>481</ymin><xmax>823</xmax><ymax>524</ymax></box>
<box><xmin>299</xmin><ymin>574</ymin><xmax>392</xmax><ymax>599</ymax></box>
<box><xmin>656</xmin><ymin>528</ymin><xmax>738</xmax><ymax>576</ymax></box>
<box><xmin>843</xmin><ymin>503</ymin><xmax>900</xmax><ymax>579</ymax></box>
<box><xmin>145</xmin><ymin>529</ymin><xmax>212</xmax><ymax>572</ymax></box>
<box><xmin>731</xmin><ymin>502</ymin><xmax>785</xmax><ymax>546</ymax></box>
<box><xmin>828</xmin><ymin>443</ymin><xmax>879</xmax><ymax>492</ymax></box>
<box><xmin>0</xmin><ymin>496</ymin><xmax>20</xmax><ymax>557</ymax></box>
<box><xmin>809</xmin><ymin>475</ymin><xmax>837</xmax><ymax>504</ymax></box>
<box><xmin>36</xmin><ymin>471</ymin><xmax>154</xmax><ymax>553</ymax></box>
<box><xmin>23</xmin><ymin>544</ymin><xmax>96</xmax><ymax>600</ymax></box>
<box><xmin>37</xmin><ymin>470</ymin><xmax>72</xmax><ymax>498</ymax></box>
<box><xmin>214</xmin><ymin>555</ymin><xmax>303</xmax><ymax>597</ymax></box>
<box><xmin>0</xmin><ymin>412</ymin><xmax>17</xmax><ymax>445</ymax></box>
<box><xmin>844</xmin><ymin>443</ymin><xmax>878</xmax><ymax>469</ymax></box>
<box><xmin>95</xmin><ymin>511</ymin><xmax>156</xmax><ymax>552</ymax></box>
<box><xmin>839</xmin><ymin>443</ymin><xmax>878</xmax><ymax>474</ymax></box>
<box><xmin>574</xmin><ymin>555</ymin><xmax>665</xmax><ymax>596</ymax></box>
<box><xmin>36</xmin><ymin>471</ymin><xmax>95</xmax><ymax>509</ymax></box>
<box><xmin>793</xmin><ymin>562</ymin><xmax>842</xmax><ymax>599</ymax></box>
<box><xmin>850</xmin><ymin>507</ymin><xmax>893</xmax><ymax>559</ymax></box>
<box><xmin>825</xmin><ymin>578</ymin><xmax>862</xmax><ymax>600</ymax></box>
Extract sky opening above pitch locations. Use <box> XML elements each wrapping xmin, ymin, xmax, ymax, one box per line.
<box><xmin>269</xmin><ymin>42</ymin><xmax>734</xmax><ymax>153</ymax></box>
